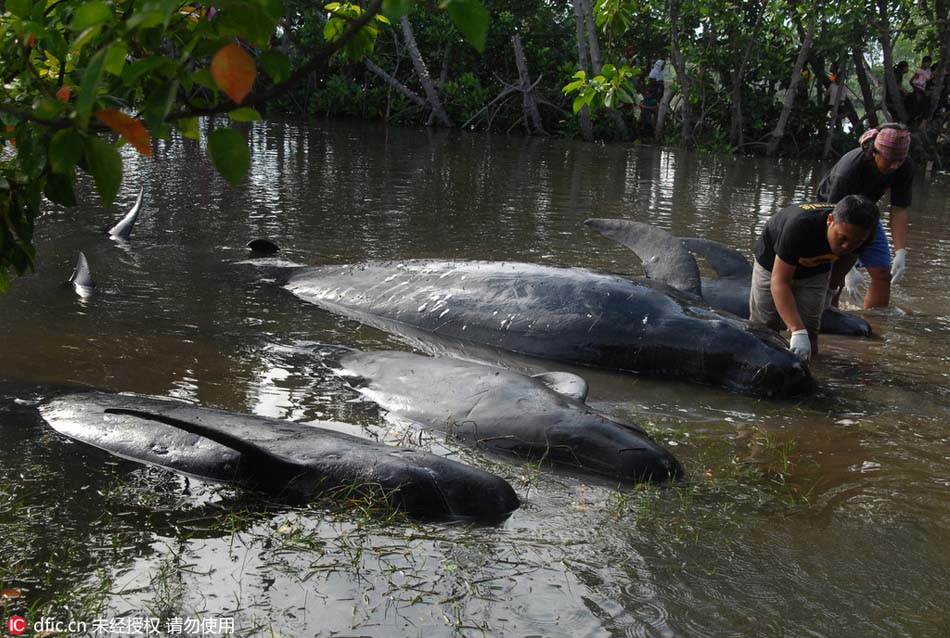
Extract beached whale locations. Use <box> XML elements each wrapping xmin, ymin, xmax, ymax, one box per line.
<box><xmin>335</xmin><ymin>350</ymin><xmax>682</xmax><ymax>483</ymax></box>
<box><xmin>279</xmin><ymin>259</ymin><xmax>815</xmax><ymax>398</ymax></box>
<box><xmin>38</xmin><ymin>391</ymin><xmax>520</xmax><ymax>521</ymax></box>
<box><xmin>584</xmin><ymin>218</ymin><xmax>872</xmax><ymax>337</ymax></box>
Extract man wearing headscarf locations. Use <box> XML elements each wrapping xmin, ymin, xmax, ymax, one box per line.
<box><xmin>816</xmin><ymin>123</ymin><xmax>913</xmax><ymax>308</ymax></box>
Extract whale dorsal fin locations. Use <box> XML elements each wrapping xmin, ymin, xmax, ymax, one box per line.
<box><xmin>585</xmin><ymin>218</ymin><xmax>702</xmax><ymax>297</ymax></box>
<box><xmin>68</xmin><ymin>252</ymin><xmax>96</xmax><ymax>290</ymax></box>
<box><xmin>679</xmin><ymin>237</ymin><xmax>752</xmax><ymax>279</ymax></box>
<box><xmin>531</xmin><ymin>371</ymin><xmax>589</xmax><ymax>402</ymax></box>
<box><xmin>108</xmin><ymin>186</ymin><xmax>144</xmax><ymax>240</ymax></box>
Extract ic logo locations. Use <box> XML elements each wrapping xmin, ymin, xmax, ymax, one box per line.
<box><xmin>5</xmin><ymin>615</ymin><xmax>27</xmax><ymax>635</ymax></box>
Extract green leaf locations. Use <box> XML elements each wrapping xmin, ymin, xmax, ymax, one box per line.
<box><xmin>76</xmin><ymin>47</ymin><xmax>107</xmax><ymax>128</ymax></box>
<box><xmin>562</xmin><ymin>80</ymin><xmax>585</xmax><ymax>94</ymax></box>
<box><xmin>443</xmin><ymin>0</ymin><xmax>489</xmax><ymax>52</ymax></box>
<box><xmin>122</xmin><ymin>56</ymin><xmax>176</xmax><ymax>85</ymax></box>
<box><xmin>7</xmin><ymin>0</ymin><xmax>32</xmax><ymax>19</ymax></box>
<box><xmin>125</xmin><ymin>0</ymin><xmax>180</xmax><ymax>30</ymax></box>
<box><xmin>16</xmin><ymin>127</ymin><xmax>47</xmax><ymax>179</ymax></box>
<box><xmin>104</xmin><ymin>41</ymin><xmax>128</xmax><ymax>76</ymax></box>
<box><xmin>216</xmin><ymin>2</ymin><xmax>278</xmax><ymax>47</ymax></box>
<box><xmin>207</xmin><ymin>128</ymin><xmax>250</xmax><ymax>185</ymax></box>
<box><xmin>32</xmin><ymin>98</ymin><xmax>65</xmax><ymax>120</ymax></box>
<box><xmin>228</xmin><ymin>107</ymin><xmax>261</xmax><ymax>122</ymax></box>
<box><xmin>71</xmin><ymin>1</ymin><xmax>113</xmax><ymax>31</ymax></box>
<box><xmin>44</xmin><ymin>173</ymin><xmax>77</xmax><ymax>207</ymax></box>
<box><xmin>83</xmin><ymin>135</ymin><xmax>123</xmax><ymax>206</ymax></box>
<box><xmin>382</xmin><ymin>0</ymin><xmax>411</xmax><ymax>20</ymax></box>
<box><xmin>50</xmin><ymin>129</ymin><xmax>84</xmax><ymax>174</ymax></box>
<box><xmin>192</xmin><ymin>68</ymin><xmax>218</xmax><ymax>92</ymax></box>
<box><xmin>573</xmin><ymin>94</ymin><xmax>586</xmax><ymax>114</ymax></box>
<box><xmin>259</xmin><ymin>50</ymin><xmax>291</xmax><ymax>83</ymax></box>
<box><xmin>176</xmin><ymin>117</ymin><xmax>200</xmax><ymax>140</ymax></box>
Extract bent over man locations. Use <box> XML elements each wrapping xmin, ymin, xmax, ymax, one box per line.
<box><xmin>749</xmin><ymin>196</ymin><xmax>880</xmax><ymax>361</ymax></box>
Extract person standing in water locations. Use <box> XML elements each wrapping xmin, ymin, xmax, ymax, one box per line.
<box><xmin>816</xmin><ymin>123</ymin><xmax>913</xmax><ymax>308</ymax></box>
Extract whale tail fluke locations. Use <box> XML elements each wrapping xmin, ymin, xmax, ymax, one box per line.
<box><xmin>108</xmin><ymin>186</ymin><xmax>144</xmax><ymax>240</ymax></box>
<box><xmin>585</xmin><ymin>218</ymin><xmax>703</xmax><ymax>298</ymax></box>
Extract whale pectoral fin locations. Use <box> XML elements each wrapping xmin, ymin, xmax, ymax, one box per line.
<box><xmin>584</xmin><ymin>218</ymin><xmax>703</xmax><ymax>298</ymax></box>
<box><xmin>103</xmin><ymin>408</ymin><xmax>299</xmax><ymax>478</ymax></box>
<box><xmin>531</xmin><ymin>371</ymin><xmax>589</xmax><ymax>402</ymax></box>
<box><xmin>108</xmin><ymin>185</ymin><xmax>144</xmax><ymax>239</ymax></box>
<box><xmin>679</xmin><ymin>237</ymin><xmax>753</xmax><ymax>279</ymax></box>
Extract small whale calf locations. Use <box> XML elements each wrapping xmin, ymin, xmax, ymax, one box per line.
<box><xmin>38</xmin><ymin>391</ymin><xmax>520</xmax><ymax>521</ymax></box>
<box><xmin>335</xmin><ymin>350</ymin><xmax>683</xmax><ymax>483</ymax></box>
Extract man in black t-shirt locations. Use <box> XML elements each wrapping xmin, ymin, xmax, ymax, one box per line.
<box><xmin>816</xmin><ymin>124</ymin><xmax>913</xmax><ymax>308</ymax></box>
<box><xmin>750</xmin><ymin>196</ymin><xmax>880</xmax><ymax>361</ymax></box>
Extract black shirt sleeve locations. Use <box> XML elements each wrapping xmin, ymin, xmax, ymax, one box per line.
<box><xmin>889</xmin><ymin>159</ymin><xmax>914</xmax><ymax>208</ymax></box>
<box><xmin>773</xmin><ymin>216</ymin><xmax>809</xmax><ymax>267</ymax></box>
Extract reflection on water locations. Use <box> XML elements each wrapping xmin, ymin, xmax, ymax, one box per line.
<box><xmin>1</xmin><ymin>119</ymin><xmax>949</xmax><ymax>637</ymax></box>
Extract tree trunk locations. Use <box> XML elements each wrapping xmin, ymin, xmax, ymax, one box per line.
<box><xmin>927</xmin><ymin>0</ymin><xmax>950</xmax><ymax>121</ymax></box>
<box><xmin>728</xmin><ymin>3</ymin><xmax>765</xmax><ymax>149</ymax></box>
<box><xmin>877</xmin><ymin>0</ymin><xmax>909</xmax><ymax>124</ymax></box>
<box><xmin>852</xmin><ymin>47</ymin><xmax>879</xmax><ymax>128</ymax></box>
<box><xmin>512</xmin><ymin>35</ymin><xmax>546</xmax><ymax>135</ymax></box>
<box><xmin>400</xmin><ymin>16</ymin><xmax>453</xmax><ymax>127</ymax></box>
<box><xmin>767</xmin><ymin>12</ymin><xmax>816</xmax><ymax>157</ymax></box>
<box><xmin>363</xmin><ymin>57</ymin><xmax>426</xmax><ymax>108</ymax></box>
<box><xmin>571</xmin><ymin>0</ymin><xmax>594</xmax><ymax>141</ymax></box>
<box><xmin>655</xmin><ymin>70</ymin><xmax>675</xmax><ymax>138</ymax></box>
<box><xmin>668</xmin><ymin>0</ymin><xmax>695</xmax><ymax>148</ymax></box>
<box><xmin>577</xmin><ymin>0</ymin><xmax>631</xmax><ymax>140</ymax></box>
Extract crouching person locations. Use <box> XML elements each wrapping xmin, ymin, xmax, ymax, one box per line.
<box><xmin>750</xmin><ymin>196</ymin><xmax>880</xmax><ymax>361</ymax></box>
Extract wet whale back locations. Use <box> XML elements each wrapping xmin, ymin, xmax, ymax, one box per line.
<box><xmin>288</xmin><ymin>260</ymin><xmax>815</xmax><ymax>398</ymax></box>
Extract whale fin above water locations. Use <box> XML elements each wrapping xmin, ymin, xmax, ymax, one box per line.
<box><xmin>68</xmin><ymin>252</ymin><xmax>96</xmax><ymax>295</ymax></box>
<box><xmin>679</xmin><ymin>237</ymin><xmax>753</xmax><ymax>279</ymax></box>
<box><xmin>530</xmin><ymin>371</ymin><xmax>589</xmax><ymax>402</ymax></box>
<box><xmin>108</xmin><ymin>186</ymin><xmax>144</xmax><ymax>240</ymax></box>
<box><xmin>585</xmin><ymin>218</ymin><xmax>702</xmax><ymax>298</ymax></box>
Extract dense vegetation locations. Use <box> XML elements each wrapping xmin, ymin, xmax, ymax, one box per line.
<box><xmin>1</xmin><ymin>0</ymin><xmax>949</xmax><ymax>287</ymax></box>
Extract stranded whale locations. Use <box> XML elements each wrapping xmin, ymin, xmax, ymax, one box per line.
<box><xmin>279</xmin><ymin>259</ymin><xmax>815</xmax><ymax>398</ymax></box>
<box><xmin>335</xmin><ymin>350</ymin><xmax>683</xmax><ymax>483</ymax></box>
<box><xmin>584</xmin><ymin>218</ymin><xmax>872</xmax><ymax>337</ymax></box>
<box><xmin>38</xmin><ymin>391</ymin><xmax>519</xmax><ymax>521</ymax></box>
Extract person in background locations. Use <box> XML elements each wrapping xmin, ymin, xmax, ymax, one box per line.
<box><xmin>816</xmin><ymin>124</ymin><xmax>913</xmax><ymax>308</ymax></box>
<box><xmin>749</xmin><ymin>197</ymin><xmax>880</xmax><ymax>361</ymax></box>
<box><xmin>911</xmin><ymin>56</ymin><xmax>933</xmax><ymax>122</ymax></box>
<box><xmin>648</xmin><ymin>60</ymin><xmax>665</xmax><ymax>95</ymax></box>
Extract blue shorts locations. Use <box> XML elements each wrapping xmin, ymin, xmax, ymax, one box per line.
<box><xmin>857</xmin><ymin>221</ymin><xmax>890</xmax><ymax>268</ymax></box>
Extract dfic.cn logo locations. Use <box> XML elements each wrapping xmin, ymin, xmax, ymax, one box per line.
<box><xmin>5</xmin><ymin>615</ymin><xmax>27</xmax><ymax>635</ymax></box>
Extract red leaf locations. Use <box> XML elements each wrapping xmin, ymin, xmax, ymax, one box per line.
<box><xmin>94</xmin><ymin>109</ymin><xmax>152</xmax><ymax>157</ymax></box>
<box><xmin>56</xmin><ymin>85</ymin><xmax>72</xmax><ymax>102</ymax></box>
<box><xmin>211</xmin><ymin>43</ymin><xmax>256</xmax><ymax>104</ymax></box>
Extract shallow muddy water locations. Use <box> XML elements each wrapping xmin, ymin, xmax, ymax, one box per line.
<box><xmin>0</xmin><ymin>120</ymin><xmax>948</xmax><ymax>637</ymax></box>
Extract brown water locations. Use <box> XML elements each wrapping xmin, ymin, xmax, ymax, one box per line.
<box><xmin>0</xmin><ymin>120</ymin><xmax>948</xmax><ymax>637</ymax></box>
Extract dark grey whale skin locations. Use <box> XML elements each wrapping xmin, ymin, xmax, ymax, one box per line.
<box><xmin>337</xmin><ymin>351</ymin><xmax>683</xmax><ymax>483</ymax></box>
<box><xmin>38</xmin><ymin>391</ymin><xmax>520</xmax><ymax>521</ymax></box>
<box><xmin>285</xmin><ymin>260</ymin><xmax>815</xmax><ymax>399</ymax></box>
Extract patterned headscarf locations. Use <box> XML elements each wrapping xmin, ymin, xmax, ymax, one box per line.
<box><xmin>860</xmin><ymin>126</ymin><xmax>911</xmax><ymax>163</ymax></box>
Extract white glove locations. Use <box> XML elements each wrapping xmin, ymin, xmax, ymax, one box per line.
<box><xmin>843</xmin><ymin>266</ymin><xmax>867</xmax><ymax>298</ymax></box>
<box><xmin>891</xmin><ymin>248</ymin><xmax>907</xmax><ymax>284</ymax></box>
<box><xmin>789</xmin><ymin>329</ymin><xmax>811</xmax><ymax>361</ymax></box>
